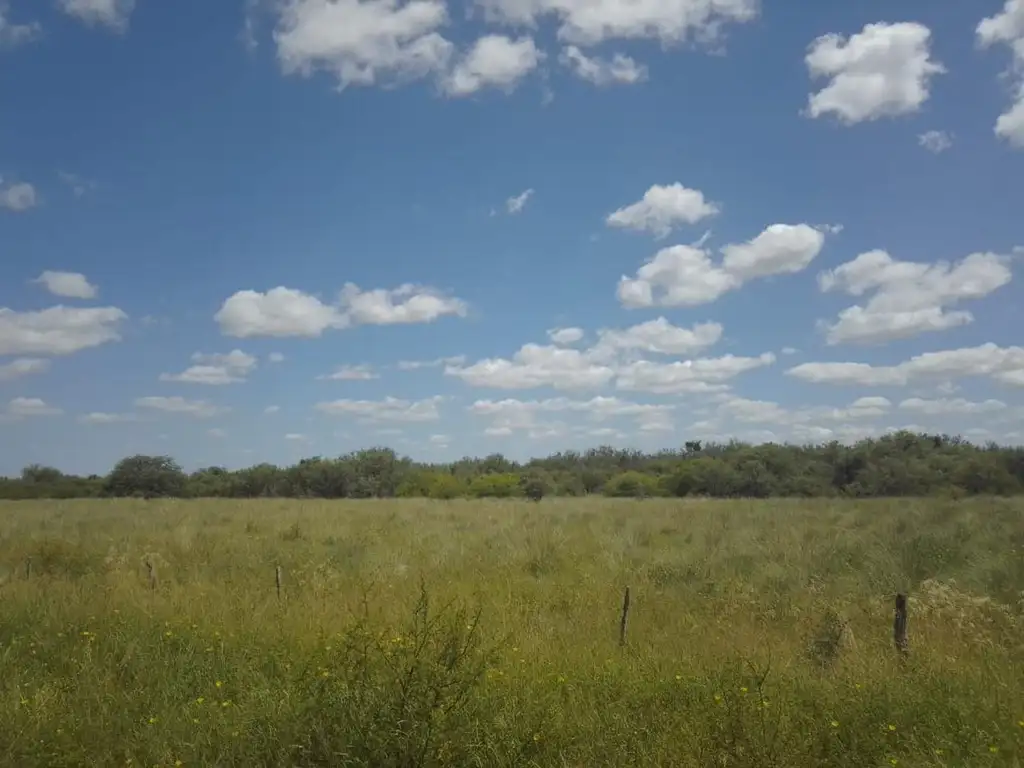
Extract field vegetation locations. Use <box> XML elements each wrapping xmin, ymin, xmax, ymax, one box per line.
<box><xmin>3</xmin><ymin>431</ymin><xmax>1024</xmax><ymax>502</ymax></box>
<box><xmin>1</xmin><ymin>496</ymin><xmax>1022</xmax><ymax>767</ymax></box>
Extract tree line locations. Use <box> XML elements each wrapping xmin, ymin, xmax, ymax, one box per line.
<box><xmin>2</xmin><ymin>431</ymin><xmax>1023</xmax><ymax>500</ymax></box>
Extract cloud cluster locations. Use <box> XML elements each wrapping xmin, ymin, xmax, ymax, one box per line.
<box><xmin>977</xmin><ymin>0</ymin><xmax>1024</xmax><ymax>147</ymax></box>
<box><xmin>0</xmin><ymin>305</ymin><xmax>127</xmax><ymax>356</ymax></box>
<box><xmin>214</xmin><ymin>282</ymin><xmax>467</xmax><ymax>338</ymax></box>
<box><xmin>270</xmin><ymin>0</ymin><xmax>758</xmax><ymax>95</ymax></box>
<box><xmin>787</xmin><ymin>343</ymin><xmax>1024</xmax><ymax>388</ymax></box>
<box><xmin>160</xmin><ymin>350</ymin><xmax>259</xmax><ymax>385</ymax></box>
<box><xmin>617</xmin><ymin>222</ymin><xmax>827</xmax><ymax>308</ymax></box>
<box><xmin>314</xmin><ymin>395</ymin><xmax>445</xmax><ymax>422</ymax></box>
<box><xmin>817</xmin><ymin>250</ymin><xmax>1012</xmax><ymax>345</ymax></box>
<box><xmin>469</xmin><ymin>395</ymin><xmax>675</xmax><ymax>438</ymax></box>
<box><xmin>446</xmin><ymin>316</ymin><xmax>775</xmax><ymax>395</ymax></box>
<box><xmin>134</xmin><ymin>396</ymin><xmax>229</xmax><ymax>419</ymax></box>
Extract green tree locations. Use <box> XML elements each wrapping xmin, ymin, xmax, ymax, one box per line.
<box><xmin>104</xmin><ymin>455</ymin><xmax>186</xmax><ymax>498</ymax></box>
<box><xmin>21</xmin><ymin>464</ymin><xmax>64</xmax><ymax>485</ymax></box>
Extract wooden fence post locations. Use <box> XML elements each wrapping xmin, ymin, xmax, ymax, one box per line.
<box><xmin>619</xmin><ymin>586</ymin><xmax>631</xmax><ymax>647</ymax></box>
<box><xmin>25</xmin><ymin>557</ymin><xmax>31</xmax><ymax>579</ymax></box>
<box><xmin>145</xmin><ymin>560</ymin><xmax>158</xmax><ymax>591</ymax></box>
<box><xmin>893</xmin><ymin>592</ymin><xmax>909</xmax><ymax>657</ymax></box>
<box><xmin>275</xmin><ymin>565</ymin><xmax>283</xmax><ymax>600</ymax></box>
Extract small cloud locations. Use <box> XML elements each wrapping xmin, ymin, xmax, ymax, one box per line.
<box><xmin>57</xmin><ymin>171</ymin><xmax>98</xmax><ymax>197</ymax></box>
<box><xmin>918</xmin><ymin>129</ymin><xmax>952</xmax><ymax>153</ymax></box>
<box><xmin>135</xmin><ymin>396</ymin><xmax>228</xmax><ymax>419</ymax></box>
<box><xmin>0</xmin><ymin>358</ymin><xmax>50</xmax><ymax>381</ymax></box>
<box><xmin>548</xmin><ymin>327</ymin><xmax>584</xmax><ymax>345</ymax></box>
<box><xmin>285</xmin><ymin>433</ymin><xmax>307</xmax><ymax>441</ymax></box>
<box><xmin>317</xmin><ymin>363</ymin><xmax>378</xmax><ymax>381</ymax></box>
<box><xmin>781</xmin><ymin>346</ymin><xmax>798</xmax><ymax>355</ymax></box>
<box><xmin>32</xmin><ymin>270</ymin><xmax>98</xmax><ymax>299</ymax></box>
<box><xmin>396</xmin><ymin>354</ymin><xmax>466</xmax><ymax>371</ymax></box>
<box><xmin>159</xmin><ymin>350</ymin><xmax>257</xmax><ymax>385</ymax></box>
<box><xmin>6</xmin><ymin>397</ymin><xmax>61</xmax><ymax>417</ymax></box>
<box><xmin>0</xmin><ymin>180</ymin><xmax>38</xmax><ymax>212</ymax></box>
<box><xmin>267</xmin><ymin>352</ymin><xmax>285</xmax><ymax>363</ymax></box>
<box><xmin>506</xmin><ymin>188</ymin><xmax>534</xmax><ymax>214</ymax></box>
<box><xmin>78</xmin><ymin>411</ymin><xmax>137</xmax><ymax>424</ymax></box>
<box><xmin>264</xmin><ymin>405</ymin><xmax>280</xmax><ymax>414</ymax></box>
<box><xmin>207</xmin><ymin>428</ymin><xmax>227</xmax><ymax>438</ymax></box>
<box><xmin>559</xmin><ymin>46</ymin><xmax>648</xmax><ymax>86</ymax></box>
<box><xmin>315</xmin><ymin>395</ymin><xmax>443</xmax><ymax>423</ymax></box>
<box><xmin>816</xmin><ymin>223</ymin><xmax>844</xmax><ymax>235</ymax></box>
<box><xmin>0</xmin><ymin>6</ymin><xmax>41</xmax><ymax>47</ymax></box>
<box><xmin>57</xmin><ymin>0</ymin><xmax>136</xmax><ymax>32</ymax></box>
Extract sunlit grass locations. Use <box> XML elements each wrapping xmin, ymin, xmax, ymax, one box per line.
<box><xmin>0</xmin><ymin>497</ymin><xmax>1022</xmax><ymax>766</ymax></box>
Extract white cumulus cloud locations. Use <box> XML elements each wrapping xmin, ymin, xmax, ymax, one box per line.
<box><xmin>442</xmin><ymin>35</ymin><xmax>542</xmax><ymax>96</ymax></box>
<box><xmin>977</xmin><ymin>0</ymin><xmax>1024</xmax><ymax>147</ymax></box>
<box><xmin>805</xmin><ymin>22</ymin><xmax>945</xmax><ymax>124</ymax></box>
<box><xmin>473</xmin><ymin>0</ymin><xmax>758</xmax><ymax>48</ymax></box>
<box><xmin>0</xmin><ymin>306</ymin><xmax>127</xmax><ymax>356</ymax></box>
<box><xmin>273</xmin><ymin>0</ymin><xmax>453</xmax><ymax>89</ymax></box>
<box><xmin>606</xmin><ymin>182</ymin><xmax>720</xmax><ymax>239</ymax></box>
<box><xmin>817</xmin><ymin>250</ymin><xmax>1012</xmax><ymax>345</ymax></box>
<box><xmin>215</xmin><ymin>283</ymin><xmax>466</xmax><ymax>337</ymax></box>
<box><xmin>58</xmin><ymin>0</ymin><xmax>135</xmax><ymax>31</ymax></box>
<box><xmin>618</xmin><ymin>223</ymin><xmax>826</xmax><ymax>308</ymax></box>
<box><xmin>32</xmin><ymin>270</ymin><xmax>98</xmax><ymax>299</ymax></box>
<box><xmin>787</xmin><ymin>342</ymin><xmax>1024</xmax><ymax>388</ymax></box>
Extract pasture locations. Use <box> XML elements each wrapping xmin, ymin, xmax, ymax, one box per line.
<box><xmin>1</xmin><ymin>497</ymin><xmax>1022</xmax><ymax>767</ymax></box>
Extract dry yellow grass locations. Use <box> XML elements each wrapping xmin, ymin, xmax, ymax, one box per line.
<box><xmin>1</xmin><ymin>496</ymin><xmax>1022</xmax><ymax>766</ymax></box>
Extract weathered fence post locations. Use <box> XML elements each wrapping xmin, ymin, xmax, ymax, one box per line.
<box><xmin>619</xmin><ymin>586</ymin><xmax>631</xmax><ymax>647</ymax></box>
<box><xmin>893</xmin><ymin>592</ymin><xmax>909</xmax><ymax>657</ymax></box>
<box><xmin>145</xmin><ymin>559</ymin><xmax>158</xmax><ymax>591</ymax></box>
<box><xmin>25</xmin><ymin>557</ymin><xmax>31</xmax><ymax>579</ymax></box>
<box><xmin>275</xmin><ymin>565</ymin><xmax>283</xmax><ymax>600</ymax></box>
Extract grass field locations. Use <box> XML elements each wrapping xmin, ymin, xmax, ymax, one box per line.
<box><xmin>1</xmin><ymin>497</ymin><xmax>1022</xmax><ymax>767</ymax></box>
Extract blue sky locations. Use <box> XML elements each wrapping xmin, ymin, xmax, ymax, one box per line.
<box><xmin>1</xmin><ymin>0</ymin><xmax>1023</xmax><ymax>475</ymax></box>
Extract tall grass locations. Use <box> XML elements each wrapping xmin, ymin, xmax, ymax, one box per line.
<box><xmin>0</xmin><ymin>497</ymin><xmax>1022</xmax><ymax>766</ymax></box>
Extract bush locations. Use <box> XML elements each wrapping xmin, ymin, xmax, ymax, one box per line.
<box><xmin>603</xmin><ymin>471</ymin><xmax>662</xmax><ymax>498</ymax></box>
<box><xmin>521</xmin><ymin>473</ymin><xmax>548</xmax><ymax>502</ymax></box>
<box><xmin>468</xmin><ymin>473</ymin><xmax>522</xmax><ymax>498</ymax></box>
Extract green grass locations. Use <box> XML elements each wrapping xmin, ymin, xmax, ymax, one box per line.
<box><xmin>1</xmin><ymin>497</ymin><xmax>1022</xmax><ymax>767</ymax></box>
